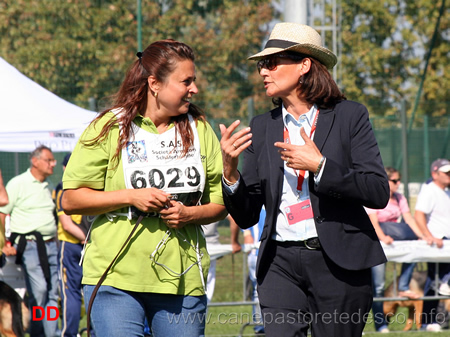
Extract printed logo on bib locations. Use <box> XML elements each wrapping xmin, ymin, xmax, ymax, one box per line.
<box><xmin>159</xmin><ymin>139</ymin><xmax>182</xmax><ymax>149</ymax></box>
<box><xmin>126</xmin><ymin>140</ymin><xmax>147</xmax><ymax>163</ymax></box>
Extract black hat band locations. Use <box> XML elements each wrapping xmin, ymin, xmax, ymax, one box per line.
<box><xmin>264</xmin><ymin>39</ymin><xmax>298</xmax><ymax>49</ymax></box>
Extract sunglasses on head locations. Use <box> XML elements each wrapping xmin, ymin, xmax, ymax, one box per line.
<box><xmin>256</xmin><ymin>53</ymin><xmax>305</xmax><ymax>73</ymax></box>
<box><xmin>389</xmin><ymin>179</ymin><xmax>401</xmax><ymax>184</ymax></box>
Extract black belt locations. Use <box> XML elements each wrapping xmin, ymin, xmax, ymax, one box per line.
<box><xmin>9</xmin><ymin>231</ymin><xmax>52</xmax><ymax>290</ymax></box>
<box><xmin>275</xmin><ymin>237</ymin><xmax>321</xmax><ymax>250</ymax></box>
<box><xmin>27</xmin><ymin>237</ymin><xmax>55</xmax><ymax>243</ymax></box>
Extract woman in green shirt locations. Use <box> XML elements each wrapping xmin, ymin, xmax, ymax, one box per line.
<box><xmin>62</xmin><ymin>39</ymin><xmax>226</xmax><ymax>337</ymax></box>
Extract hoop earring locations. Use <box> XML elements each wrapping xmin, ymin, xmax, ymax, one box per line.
<box><xmin>299</xmin><ymin>75</ymin><xmax>304</xmax><ymax>84</ymax></box>
<box><xmin>154</xmin><ymin>92</ymin><xmax>158</xmax><ymax>98</ymax></box>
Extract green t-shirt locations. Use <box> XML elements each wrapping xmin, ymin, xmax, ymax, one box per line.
<box><xmin>63</xmin><ymin>112</ymin><xmax>224</xmax><ymax>295</ymax></box>
<box><xmin>0</xmin><ymin>169</ymin><xmax>56</xmax><ymax>240</ymax></box>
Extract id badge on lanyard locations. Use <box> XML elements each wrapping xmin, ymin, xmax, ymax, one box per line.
<box><xmin>283</xmin><ymin>110</ymin><xmax>319</xmax><ymax>193</ymax></box>
<box><xmin>284</xmin><ymin>200</ymin><xmax>314</xmax><ymax>225</ymax></box>
<box><xmin>282</xmin><ymin>110</ymin><xmax>318</xmax><ymax>225</ymax></box>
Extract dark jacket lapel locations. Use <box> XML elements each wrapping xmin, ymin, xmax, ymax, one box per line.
<box><xmin>266</xmin><ymin>107</ymin><xmax>284</xmax><ymax>207</ymax></box>
<box><xmin>314</xmin><ymin>107</ymin><xmax>335</xmax><ymax>151</ymax></box>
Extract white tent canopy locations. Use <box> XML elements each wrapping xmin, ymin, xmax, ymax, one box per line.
<box><xmin>0</xmin><ymin>57</ymin><xmax>97</xmax><ymax>152</ymax></box>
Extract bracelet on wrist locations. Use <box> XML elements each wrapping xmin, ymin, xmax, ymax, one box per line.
<box><xmin>222</xmin><ymin>171</ymin><xmax>236</xmax><ymax>186</ymax></box>
<box><xmin>314</xmin><ymin>156</ymin><xmax>326</xmax><ymax>176</ymax></box>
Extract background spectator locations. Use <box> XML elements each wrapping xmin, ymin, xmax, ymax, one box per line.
<box><xmin>0</xmin><ymin>145</ymin><xmax>59</xmax><ymax>337</ymax></box>
<box><xmin>366</xmin><ymin>166</ymin><xmax>428</xmax><ymax>333</ymax></box>
<box><xmin>414</xmin><ymin>158</ymin><xmax>450</xmax><ymax>332</ymax></box>
<box><xmin>55</xmin><ymin>153</ymin><xmax>93</xmax><ymax>337</ymax></box>
<box><xmin>203</xmin><ymin>216</ymin><xmax>241</xmax><ymax>303</ymax></box>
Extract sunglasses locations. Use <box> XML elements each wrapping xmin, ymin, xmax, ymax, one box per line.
<box><xmin>40</xmin><ymin>158</ymin><xmax>57</xmax><ymax>165</ymax></box>
<box><xmin>256</xmin><ymin>54</ymin><xmax>305</xmax><ymax>73</ymax></box>
<box><xmin>389</xmin><ymin>179</ymin><xmax>401</xmax><ymax>184</ymax></box>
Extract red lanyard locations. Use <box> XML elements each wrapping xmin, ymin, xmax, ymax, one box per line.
<box><xmin>283</xmin><ymin>110</ymin><xmax>319</xmax><ymax>191</ymax></box>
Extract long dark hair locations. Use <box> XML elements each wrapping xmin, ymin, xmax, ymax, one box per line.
<box><xmin>83</xmin><ymin>39</ymin><xmax>205</xmax><ymax>164</ymax></box>
<box><xmin>273</xmin><ymin>54</ymin><xmax>346</xmax><ymax>109</ymax></box>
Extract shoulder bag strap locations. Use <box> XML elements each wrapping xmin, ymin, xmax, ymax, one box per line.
<box><xmin>86</xmin><ymin>214</ymin><xmax>144</xmax><ymax>337</ymax></box>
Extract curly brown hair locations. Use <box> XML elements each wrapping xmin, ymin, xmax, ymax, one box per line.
<box><xmin>83</xmin><ymin>39</ymin><xmax>205</xmax><ymax>165</ymax></box>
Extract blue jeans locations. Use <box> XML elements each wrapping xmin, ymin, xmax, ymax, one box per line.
<box><xmin>83</xmin><ymin>285</ymin><xmax>207</xmax><ymax>337</ymax></box>
<box><xmin>378</xmin><ymin>222</ymin><xmax>417</xmax><ymax>292</ymax></box>
<box><xmin>371</xmin><ymin>263</ymin><xmax>388</xmax><ymax>332</ymax></box>
<box><xmin>398</xmin><ymin>262</ymin><xmax>416</xmax><ymax>292</ymax></box>
<box><xmin>21</xmin><ymin>240</ymin><xmax>59</xmax><ymax>337</ymax></box>
<box><xmin>379</xmin><ymin>222</ymin><xmax>417</xmax><ymax>241</ymax></box>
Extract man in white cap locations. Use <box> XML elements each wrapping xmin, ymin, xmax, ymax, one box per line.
<box><xmin>414</xmin><ymin>158</ymin><xmax>450</xmax><ymax>332</ymax></box>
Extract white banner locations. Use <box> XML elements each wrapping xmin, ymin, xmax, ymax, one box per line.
<box><xmin>0</xmin><ymin>130</ymin><xmax>86</xmax><ymax>153</ymax></box>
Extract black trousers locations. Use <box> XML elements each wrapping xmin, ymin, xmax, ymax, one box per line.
<box><xmin>258</xmin><ymin>241</ymin><xmax>372</xmax><ymax>337</ymax></box>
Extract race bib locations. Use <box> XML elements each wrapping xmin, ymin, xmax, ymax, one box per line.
<box><xmin>121</xmin><ymin>114</ymin><xmax>205</xmax><ymax>207</ymax></box>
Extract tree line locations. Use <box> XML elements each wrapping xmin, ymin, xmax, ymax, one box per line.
<box><xmin>0</xmin><ymin>0</ymin><xmax>447</xmax><ymax>124</ymax></box>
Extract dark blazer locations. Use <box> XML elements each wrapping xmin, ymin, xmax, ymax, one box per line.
<box><xmin>223</xmin><ymin>100</ymin><xmax>389</xmax><ymax>279</ymax></box>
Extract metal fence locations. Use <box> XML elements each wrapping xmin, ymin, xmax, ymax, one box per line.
<box><xmin>371</xmin><ymin>114</ymin><xmax>450</xmax><ymax>184</ymax></box>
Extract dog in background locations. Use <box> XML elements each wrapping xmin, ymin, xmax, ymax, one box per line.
<box><xmin>383</xmin><ymin>270</ymin><xmax>426</xmax><ymax>331</ymax></box>
<box><xmin>0</xmin><ymin>280</ymin><xmax>29</xmax><ymax>337</ymax></box>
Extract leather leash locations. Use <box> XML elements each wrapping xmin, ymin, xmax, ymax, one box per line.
<box><xmin>86</xmin><ymin>214</ymin><xmax>144</xmax><ymax>336</ymax></box>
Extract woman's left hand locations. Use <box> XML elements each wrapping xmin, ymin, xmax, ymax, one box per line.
<box><xmin>275</xmin><ymin>127</ymin><xmax>323</xmax><ymax>172</ymax></box>
<box><xmin>159</xmin><ymin>200</ymin><xmax>192</xmax><ymax>229</ymax></box>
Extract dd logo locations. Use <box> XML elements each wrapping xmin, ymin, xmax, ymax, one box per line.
<box><xmin>32</xmin><ymin>306</ymin><xmax>59</xmax><ymax>321</ymax></box>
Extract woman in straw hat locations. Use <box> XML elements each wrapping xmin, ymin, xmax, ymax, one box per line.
<box><xmin>220</xmin><ymin>23</ymin><xmax>389</xmax><ymax>337</ymax></box>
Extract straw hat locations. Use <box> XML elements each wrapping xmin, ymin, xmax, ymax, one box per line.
<box><xmin>249</xmin><ymin>22</ymin><xmax>337</xmax><ymax>69</ymax></box>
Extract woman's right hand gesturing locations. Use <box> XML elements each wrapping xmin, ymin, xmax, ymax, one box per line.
<box><xmin>219</xmin><ymin>120</ymin><xmax>252</xmax><ymax>184</ymax></box>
